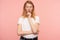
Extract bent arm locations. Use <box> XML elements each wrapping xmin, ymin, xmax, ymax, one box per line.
<box><xmin>28</xmin><ymin>18</ymin><xmax>40</xmax><ymax>34</ymax></box>
<box><xmin>17</xmin><ymin>24</ymin><xmax>33</xmax><ymax>36</ymax></box>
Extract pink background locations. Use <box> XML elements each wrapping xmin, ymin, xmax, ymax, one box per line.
<box><xmin>0</xmin><ymin>0</ymin><xmax>60</xmax><ymax>40</ymax></box>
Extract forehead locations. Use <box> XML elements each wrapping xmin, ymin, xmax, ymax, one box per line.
<box><xmin>26</xmin><ymin>3</ymin><xmax>32</xmax><ymax>6</ymax></box>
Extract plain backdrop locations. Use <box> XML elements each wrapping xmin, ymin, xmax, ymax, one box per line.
<box><xmin>0</xmin><ymin>0</ymin><xmax>60</xmax><ymax>40</ymax></box>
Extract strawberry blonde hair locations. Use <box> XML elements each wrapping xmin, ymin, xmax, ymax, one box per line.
<box><xmin>21</xmin><ymin>0</ymin><xmax>36</xmax><ymax>19</ymax></box>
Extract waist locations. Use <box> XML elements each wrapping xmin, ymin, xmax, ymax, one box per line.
<box><xmin>20</xmin><ymin>35</ymin><xmax>38</xmax><ymax>40</ymax></box>
<box><xmin>21</xmin><ymin>34</ymin><xmax>38</xmax><ymax>38</ymax></box>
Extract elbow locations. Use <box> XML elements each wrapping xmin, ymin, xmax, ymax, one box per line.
<box><xmin>33</xmin><ymin>30</ymin><xmax>38</xmax><ymax>34</ymax></box>
<box><xmin>33</xmin><ymin>30</ymin><xmax>39</xmax><ymax>34</ymax></box>
<box><xmin>17</xmin><ymin>32</ymin><xmax>23</xmax><ymax>36</ymax></box>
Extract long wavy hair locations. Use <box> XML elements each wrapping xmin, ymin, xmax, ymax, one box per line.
<box><xmin>21</xmin><ymin>0</ymin><xmax>36</xmax><ymax>19</ymax></box>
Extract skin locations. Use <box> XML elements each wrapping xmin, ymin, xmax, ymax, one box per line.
<box><xmin>27</xmin><ymin>13</ymin><xmax>40</xmax><ymax>34</ymax></box>
<box><xmin>17</xmin><ymin>3</ymin><xmax>40</xmax><ymax>36</ymax></box>
<box><xmin>25</xmin><ymin>3</ymin><xmax>33</xmax><ymax>13</ymax></box>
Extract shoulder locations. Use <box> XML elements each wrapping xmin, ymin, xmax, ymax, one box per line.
<box><xmin>19</xmin><ymin>16</ymin><xmax>24</xmax><ymax>19</ymax></box>
<box><xmin>18</xmin><ymin>16</ymin><xmax>24</xmax><ymax>20</ymax></box>
<box><xmin>35</xmin><ymin>16</ymin><xmax>40</xmax><ymax>19</ymax></box>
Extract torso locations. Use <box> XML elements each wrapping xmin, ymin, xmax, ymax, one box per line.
<box><xmin>20</xmin><ymin>16</ymin><xmax>38</xmax><ymax>38</ymax></box>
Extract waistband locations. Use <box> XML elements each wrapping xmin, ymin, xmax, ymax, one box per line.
<box><xmin>20</xmin><ymin>36</ymin><xmax>38</xmax><ymax>40</ymax></box>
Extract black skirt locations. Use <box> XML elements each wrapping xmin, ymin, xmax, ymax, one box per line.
<box><xmin>20</xmin><ymin>36</ymin><xmax>38</xmax><ymax>40</ymax></box>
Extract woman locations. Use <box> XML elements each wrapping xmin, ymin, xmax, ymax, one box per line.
<box><xmin>17</xmin><ymin>0</ymin><xmax>40</xmax><ymax>40</ymax></box>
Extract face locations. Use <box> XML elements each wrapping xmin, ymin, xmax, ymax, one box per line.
<box><xmin>25</xmin><ymin>3</ymin><xmax>33</xmax><ymax>13</ymax></box>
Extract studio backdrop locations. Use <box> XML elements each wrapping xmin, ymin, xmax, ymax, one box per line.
<box><xmin>0</xmin><ymin>0</ymin><xmax>60</xmax><ymax>40</ymax></box>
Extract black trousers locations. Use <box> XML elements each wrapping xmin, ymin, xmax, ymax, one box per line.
<box><xmin>20</xmin><ymin>36</ymin><xmax>38</xmax><ymax>40</ymax></box>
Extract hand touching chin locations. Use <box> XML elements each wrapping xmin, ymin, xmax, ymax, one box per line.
<box><xmin>27</xmin><ymin>12</ymin><xmax>31</xmax><ymax>18</ymax></box>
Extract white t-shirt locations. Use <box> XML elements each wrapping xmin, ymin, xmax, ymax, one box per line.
<box><xmin>17</xmin><ymin>16</ymin><xmax>40</xmax><ymax>38</ymax></box>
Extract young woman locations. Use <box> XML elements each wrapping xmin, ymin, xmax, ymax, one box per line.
<box><xmin>17</xmin><ymin>0</ymin><xmax>40</xmax><ymax>40</ymax></box>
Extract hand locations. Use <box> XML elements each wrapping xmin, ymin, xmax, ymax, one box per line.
<box><xmin>27</xmin><ymin>12</ymin><xmax>31</xmax><ymax>18</ymax></box>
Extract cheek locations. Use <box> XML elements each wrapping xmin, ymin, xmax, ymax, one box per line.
<box><xmin>25</xmin><ymin>7</ymin><xmax>29</xmax><ymax>11</ymax></box>
<box><xmin>30</xmin><ymin>7</ymin><xmax>33</xmax><ymax>11</ymax></box>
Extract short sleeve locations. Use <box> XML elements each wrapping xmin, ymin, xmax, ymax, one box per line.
<box><xmin>17</xmin><ymin>17</ymin><xmax>23</xmax><ymax>25</ymax></box>
<box><xmin>35</xmin><ymin>16</ymin><xmax>40</xmax><ymax>25</ymax></box>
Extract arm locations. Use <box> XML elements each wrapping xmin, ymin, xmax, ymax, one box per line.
<box><xmin>28</xmin><ymin>18</ymin><xmax>40</xmax><ymax>34</ymax></box>
<box><xmin>17</xmin><ymin>24</ymin><xmax>33</xmax><ymax>36</ymax></box>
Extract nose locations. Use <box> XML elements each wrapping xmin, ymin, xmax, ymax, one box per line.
<box><xmin>28</xmin><ymin>8</ymin><xmax>30</xmax><ymax>11</ymax></box>
<box><xmin>28</xmin><ymin>8</ymin><xmax>30</xmax><ymax>10</ymax></box>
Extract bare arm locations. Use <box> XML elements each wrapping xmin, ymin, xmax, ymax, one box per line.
<box><xmin>28</xmin><ymin>18</ymin><xmax>40</xmax><ymax>34</ymax></box>
<box><xmin>17</xmin><ymin>24</ymin><xmax>33</xmax><ymax>36</ymax></box>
